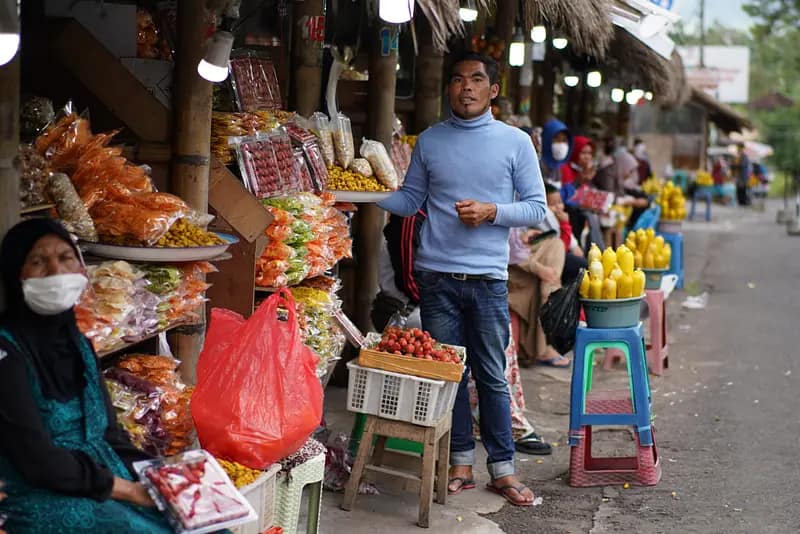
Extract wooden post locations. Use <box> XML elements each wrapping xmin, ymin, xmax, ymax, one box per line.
<box><xmin>171</xmin><ymin>0</ymin><xmax>214</xmax><ymax>384</ymax></box>
<box><xmin>414</xmin><ymin>15</ymin><xmax>443</xmax><ymax>132</ymax></box>
<box><xmin>352</xmin><ymin>23</ymin><xmax>398</xmax><ymax>332</ymax></box>
<box><xmin>290</xmin><ymin>0</ymin><xmax>325</xmax><ymax>116</ymax></box>
<box><xmin>531</xmin><ymin>43</ymin><xmax>555</xmax><ymax>126</ymax></box>
<box><xmin>0</xmin><ymin>54</ymin><xmax>19</xmax><ymax>240</ymax></box>
<box><xmin>494</xmin><ymin>0</ymin><xmax>517</xmax><ymax>94</ymax></box>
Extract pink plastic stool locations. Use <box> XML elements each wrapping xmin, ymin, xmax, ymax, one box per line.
<box><xmin>644</xmin><ymin>289</ymin><xmax>668</xmax><ymax>375</ymax></box>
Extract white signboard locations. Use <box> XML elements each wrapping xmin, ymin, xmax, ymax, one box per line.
<box><xmin>678</xmin><ymin>45</ymin><xmax>750</xmax><ymax>104</ymax></box>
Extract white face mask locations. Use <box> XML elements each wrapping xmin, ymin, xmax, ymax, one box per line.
<box><xmin>551</xmin><ymin>142</ymin><xmax>570</xmax><ymax>162</ymax></box>
<box><xmin>22</xmin><ymin>273</ymin><xmax>88</xmax><ymax>316</ymax></box>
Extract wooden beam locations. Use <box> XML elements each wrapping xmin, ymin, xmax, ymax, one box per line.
<box><xmin>0</xmin><ymin>53</ymin><xmax>20</xmax><ymax>264</ymax></box>
<box><xmin>51</xmin><ymin>21</ymin><xmax>170</xmax><ymax>142</ymax></box>
<box><xmin>414</xmin><ymin>15</ymin><xmax>443</xmax><ymax>133</ymax></box>
<box><xmin>290</xmin><ymin>0</ymin><xmax>325</xmax><ymax>116</ymax></box>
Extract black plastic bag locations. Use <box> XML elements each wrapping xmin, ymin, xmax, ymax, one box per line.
<box><xmin>540</xmin><ymin>269</ymin><xmax>584</xmax><ymax>355</ymax></box>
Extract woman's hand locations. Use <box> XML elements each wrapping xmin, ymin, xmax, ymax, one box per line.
<box><xmin>111</xmin><ymin>477</ymin><xmax>155</xmax><ymax>508</ymax></box>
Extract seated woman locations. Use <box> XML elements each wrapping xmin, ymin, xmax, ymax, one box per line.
<box><xmin>0</xmin><ymin>219</ymin><xmax>171</xmax><ymax>534</ymax></box>
<box><xmin>507</xmin><ymin>226</ymin><xmax>569</xmax><ymax>368</ymax></box>
<box><xmin>560</xmin><ymin>136</ymin><xmax>605</xmax><ymax>250</ymax></box>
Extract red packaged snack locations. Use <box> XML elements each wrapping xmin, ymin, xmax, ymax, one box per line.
<box><xmin>229</xmin><ymin>50</ymin><xmax>281</xmax><ymax>112</ymax></box>
<box><xmin>135</xmin><ymin>450</ymin><xmax>255</xmax><ymax>534</ymax></box>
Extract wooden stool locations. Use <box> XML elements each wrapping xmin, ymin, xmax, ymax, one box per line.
<box><xmin>341</xmin><ymin>414</ymin><xmax>451</xmax><ymax>528</ymax></box>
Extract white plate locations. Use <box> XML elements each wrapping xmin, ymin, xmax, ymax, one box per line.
<box><xmin>81</xmin><ymin>233</ymin><xmax>238</xmax><ymax>263</ymax></box>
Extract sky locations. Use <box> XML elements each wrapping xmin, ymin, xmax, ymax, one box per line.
<box><xmin>675</xmin><ymin>0</ymin><xmax>753</xmax><ymax>31</ymax></box>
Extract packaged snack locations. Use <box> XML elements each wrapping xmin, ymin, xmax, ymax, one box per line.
<box><xmin>293</xmin><ymin>148</ymin><xmax>314</xmax><ymax>192</ymax></box>
<box><xmin>301</xmin><ymin>141</ymin><xmax>329</xmax><ymax>191</ymax></box>
<box><xmin>349</xmin><ymin>158</ymin><xmax>373</xmax><ymax>177</ymax></box>
<box><xmin>229</xmin><ymin>50</ymin><xmax>281</xmax><ymax>112</ymax></box>
<box><xmin>134</xmin><ymin>450</ymin><xmax>256</xmax><ymax>534</ymax></box>
<box><xmin>47</xmin><ymin>173</ymin><xmax>98</xmax><ymax>241</ymax></box>
<box><xmin>20</xmin><ymin>96</ymin><xmax>55</xmax><ymax>139</ymax></box>
<box><xmin>17</xmin><ymin>145</ymin><xmax>51</xmax><ymax>208</ymax></box>
<box><xmin>331</xmin><ymin>113</ymin><xmax>355</xmax><ymax>169</ymax></box>
<box><xmin>308</xmin><ymin>112</ymin><xmax>335</xmax><ymax>167</ymax></box>
<box><xmin>360</xmin><ymin>138</ymin><xmax>399</xmax><ymax>190</ymax></box>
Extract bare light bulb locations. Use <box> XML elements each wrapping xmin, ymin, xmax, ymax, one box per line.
<box><xmin>564</xmin><ymin>75</ymin><xmax>580</xmax><ymax>87</ymax></box>
<box><xmin>531</xmin><ymin>26</ymin><xmax>547</xmax><ymax>43</ymax></box>
<box><xmin>552</xmin><ymin>37</ymin><xmax>568</xmax><ymax>50</ymax></box>
<box><xmin>197</xmin><ymin>30</ymin><xmax>234</xmax><ymax>82</ymax></box>
<box><xmin>586</xmin><ymin>71</ymin><xmax>602</xmax><ymax>88</ymax></box>
<box><xmin>611</xmin><ymin>88</ymin><xmax>625</xmax><ymax>103</ymax></box>
<box><xmin>379</xmin><ymin>0</ymin><xmax>415</xmax><ymax>24</ymax></box>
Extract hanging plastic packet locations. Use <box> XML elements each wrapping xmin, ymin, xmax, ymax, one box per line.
<box><xmin>309</xmin><ymin>112</ymin><xmax>335</xmax><ymax>167</ymax></box>
<box><xmin>360</xmin><ymin>138</ymin><xmax>399</xmax><ymax>190</ymax></box>
<box><xmin>47</xmin><ymin>172</ymin><xmax>98</xmax><ymax>242</ymax></box>
<box><xmin>332</xmin><ymin>113</ymin><xmax>355</xmax><ymax>169</ymax></box>
<box><xmin>349</xmin><ymin>158</ymin><xmax>373</xmax><ymax>177</ymax></box>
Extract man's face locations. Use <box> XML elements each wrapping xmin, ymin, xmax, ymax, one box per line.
<box><xmin>448</xmin><ymin>60</ymin><xmax>500</xmax><ymax>120</ymax></box>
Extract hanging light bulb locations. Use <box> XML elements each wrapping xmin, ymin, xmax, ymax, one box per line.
<box><xmin>626</xmin><ymin>91</ymin><xmax>640</xmax><ymax>105</ymax></box>
<box><xmin>0</xmin><ymin>0</ymin><xmax>20</xmax><ymax>67</ymax></box>
<box><xmin>586</xmin><ymin>71</ymin><xmax>602</xmax><ymax>88</ymax></box>
<box><xmin>459</xmin><ymin>0</ymin><xmax>478</xmax><ymax>22</ymax></box>
<box><xmin>631</xmin><ymin>88</ymin><xmax>645</xmax><ymax>100</ymax></box>
<box><xmin>379</xmin><ymin>0</ymin><xmax>415</xmax><ymax>24</ymax></box>
<box><xmin>611</xmin><ymin>88</ymin><xmax>625</xmax><ymax>103</ymax></box>
<box><xmin>530</xmin><ymin>25</ymin><xmax>547</xmax><ymax>43</ymax></box>
<box><xmin>644</xmin><ymin>91</ymin><xmax>654</xmax><ymax>101</ymax></box>
<box><xmin>509</xmin><ymin>27</ymin><xmax>526</xmax><ymax>67</ymax></box>
<box><xmin>563</xmin><ymin>75</ymin><xmax>580</xmax><ymax>87</ymax></box>
<box><xmin>197</xmin><ymin>30</ymin><xmax>235</xmax><ymax>82</ymax></box>
<box><xmin>552</xmin><ymin>37</ymin><xmax>568</xmax><ymax>50</ymax></box>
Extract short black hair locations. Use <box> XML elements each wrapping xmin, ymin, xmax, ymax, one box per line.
<box><xmin>545</xmin><ymin>183</ymin><xmax>560</xmax><ymax>195</ymax></box>
<box><xmin>449</xmin><ymin>52</ymin><xmax>499</xmax><ymax>85</ymax></box>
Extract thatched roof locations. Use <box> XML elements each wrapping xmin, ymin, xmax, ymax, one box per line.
<box><xmin>522</xmin><ymin>0</ymin><xmax>615</xmax><ymax>59</ymax></box>
<box><xmin>605</xmin><ymin>27</ymin><xmax>672</xmax><ymax>97</ymax></box>
<box><xmin>416</xmin><ymin>0</ymin><xmax>492</xmax><ymax>51</ymax></box>
<box><xmin>660</xmin><ymin>52</ymin><xmax>691</xmax><ymax>108</ymax></box>
<box><xmin>690</xmin><ymin>87</ymin><xmax>753</xmax><ymax>133</ymax></box>
<box><xmin>749</xmin><ymin>91</ymin><xmax>795</xmax><ymax>111</ymax></box>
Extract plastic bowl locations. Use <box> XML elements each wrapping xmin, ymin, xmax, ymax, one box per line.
<box><xmin>657</xmin><ymin>220</ymin><xmax>682</xmax><ymax>234</ymax></box>
<box><xmin>580</xmin><ymin>296</ymin><xmax>644</xmax><ymax>329</ymax></box>
<box><xmin>642</xmin><ymin>268</ymin><xmax>668</xmax><ymax>290</ymax></box>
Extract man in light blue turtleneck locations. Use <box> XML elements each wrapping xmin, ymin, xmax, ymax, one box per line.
<box><xmin>378</xmin><ymin>53</ymin><xmax>546</xmax><ymax>506</ymax></box>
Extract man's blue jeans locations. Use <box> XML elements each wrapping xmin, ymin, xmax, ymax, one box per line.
<box><xmin>415</xmin><ymin>270</ymin><xmax>515</xmax><ymax>480</ymax></box>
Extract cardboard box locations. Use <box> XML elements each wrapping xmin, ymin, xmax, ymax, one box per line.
<box><xmin>121</xmin><ymin>58</ymin><xmax>173</xmax><ymax>109</ymax></box>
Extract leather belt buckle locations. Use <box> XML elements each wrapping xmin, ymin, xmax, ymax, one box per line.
<box><xmin>451</xmin><ymin>273</ymin><xmax>468</xmax><ymax>281</ymax></box>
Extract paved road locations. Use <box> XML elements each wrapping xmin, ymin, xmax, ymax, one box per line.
<box><xmin>491</xmin><ymin>201</ymin><xmax>800</xmax><ymax>533</ymax></box>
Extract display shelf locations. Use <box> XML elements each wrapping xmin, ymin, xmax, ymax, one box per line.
<box><xmin>97</xmin><ymin>321</ymin><xmax>198</xmax><ymax>359</ymax></box>
<box><xmin>20</xmin><ymin>204</ymin><xmax>56</xmax><ymax>215</ymax></box>
<box><xmin>330</xmin><ymin>191</ymin><xmax>391</xmax><ymax>203</ymax></box>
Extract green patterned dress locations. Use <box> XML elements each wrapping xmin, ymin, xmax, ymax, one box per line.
<box><xmin>0</xmin><ymin>330</ymin><xmax>172</xmax><ymax>533</ymax></box>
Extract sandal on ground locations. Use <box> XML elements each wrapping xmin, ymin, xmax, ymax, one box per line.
<box><xmin>534</xmin><ymin>355</ymin><xmax>571</xmax><ymax>368</ymax></box>
<box><xmin>486</xmin><ymin>482</ymin><xmax>536</xmax><ymax>507</ymax></box>
<box><xmin>447</xmin><ymin>477</ymin><xmax>476</xmax><ymax>495</ymax></box>
<box><xmin>515</xmin><ymin>432</ymin><xmax>552</xmax><ymax>455</ymax></box>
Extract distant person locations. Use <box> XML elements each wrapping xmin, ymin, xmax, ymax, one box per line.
<box><xmin>536</xmin><ymin>119</ymin><xmax>572</xmax><ymax>186</ymax></box>
<box><xmin>732</xmin><ymin>142</ymin><xmax>751</xmax><ymax>206</ymax></box>
<box><xmin>561</xmin><ymin>136</ymin><xmax>605</xmax><ymax>250</ymax></box>
<box><xmin>633</xmin><ymin>138</ymin><xmax>652</xmax><ymax>184</ymax></box>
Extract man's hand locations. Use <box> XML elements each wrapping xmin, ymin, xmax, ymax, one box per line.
<box><xmin>455</xmin><ymin>200</ymin><xmax>497</xmax><ymax>227</ymax></box>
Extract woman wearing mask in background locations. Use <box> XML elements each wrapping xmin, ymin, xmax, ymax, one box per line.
<box><xmin>0</xmin><ymin>219</ymin><xmax>171</xmax><ymax>533</ymax></box>
<box><xmin>527</xmin><ymin>119</ymin><xmax>571</xmax><ymax>186</ymax></box>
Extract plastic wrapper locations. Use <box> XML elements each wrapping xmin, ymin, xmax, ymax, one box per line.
<box><xmin>360</xmin><ymin>139</ymin><xmax>399</xmax><ymax>190</ymax></box>
<box><xmin>285</xmin><ymin>121</ymin><xmax>317</xmax><ymax>146</ymax></box>
<box><xmin>331</xmin><ymin>113</ymin><xmax>355</xmax><ymax>169</ymax></box>
<box><xmin>293</xmin><ymin>148</ymin><xmax>314</xmax><ymax>192</ymax></box>
<box><xmin>290</xmin><ymin>284</ymin><xmax>345</xmax><ymax>375</ymax></box>
<box><xmin>232</xmin><ymin>134</ymin><xmax>298</xmax><ymax>199</ymax></box>
<box><xmin>301</xmin><ymin>141</ymin><xmax>329</xmax><ymax>191</ymax></box>
<box><xmin>36</xmin><ymin>111</ymin><xmax>93</xmax><ymax>172</ymax></box>
<box><xmin>134</xmin><ymin>450</ymin><xmax>256</xmax><ymax>534</ymax></box>
<box><xmin>349</xmin><ymin>158</ymin><xmax>372</xmax><ymax>177</ymax></box>
<box><xmin>20</xmin><ymin>95</ymin><xmax>55</xmax><ymax>138</ymax></box>
<box><xmin>91</xmin><ymin>197</ymin><xmax>186</xmax><ymax>246</ymax></box>
<box><xmin>210</xmin><ymin>112</ymin><xmax>274</xmax><ymax>165</ymax></box>
<box><xmin>309</xmin><ymin>112</ymin><xmax>335</xmax><ymax>167</ymax></box>
<box><xmin>229</xmin><ymin>50</ymin><xmax>281</xmax><ymax>112</ymax></box>
<box><xmin>47</xmin><ymin>172</ymin><xmax>98</xmax><ymax>241</ymax></box>
<box><xmin>17</xmin><ymin>144</ymin><xmax>51</xmax><ymax>208</ymax></box>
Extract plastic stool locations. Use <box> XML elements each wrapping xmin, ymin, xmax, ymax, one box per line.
<box><xmin>342</xmin><ymin>414</ymin><xmax>450</xmax><ymax>528</ymax></box>
<box><xmin>690</xmin><ymin>188</ymin><xmax>712</xmax><ymax>221</ymax></box>
<box><xmin>569</xmin><ymin>324</ymin><xmax>653</xmax><ymax>447</ymax></box>
<box><xmin>569</xmin><ymin>424</ymin><xmax>661</xmax><ymax>487</ymax></box>
<box><xmin>274</xmin><ymin>452</ymin><xmax>325</xmax><ymax>534</ymax></box>
<box><xmin>659</xmin><ymin>231</ymin><xmax>684</xmax><ymax>289</ymax></box>
<box><xmin>644</xmin><ymin>289</ymin><xmax>668</xmax><ymax>375</ymax></box>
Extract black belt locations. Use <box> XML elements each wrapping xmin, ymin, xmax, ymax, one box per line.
<box><xmin>447</xmin><ymin>273</ymin><xmax>495</xmax><ymax>281</ymax></box>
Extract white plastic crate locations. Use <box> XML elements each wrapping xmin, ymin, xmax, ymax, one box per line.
<box><xmin>346</xmin><ymin>360</ymin><xmax>459</xmax><ymax>427</ymax></box>
<box><xmin>230</xmin><ymin>463</ymin><xmax>281</xmax><ymax>534</ymax></box>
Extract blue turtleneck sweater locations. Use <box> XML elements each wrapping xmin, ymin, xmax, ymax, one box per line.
<box><xmin>378</xmin><ymin>110</ymin><xmax>547</xmax><ymax>280</ymax></box>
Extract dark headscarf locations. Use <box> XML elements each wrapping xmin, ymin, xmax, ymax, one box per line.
<box><xmin>0</xmin><ymin>218</ymin><xmax>87</xmax><ymax>401</ymax></box>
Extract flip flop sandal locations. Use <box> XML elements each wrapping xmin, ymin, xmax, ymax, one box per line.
<box><xmin>515</xmin><ymin>432</ymin><xmax>553</xmax><ymax>455</ymax></box>
<box><xmin>447</xmin><ymin>477</ymin><xmax>476</xmax><ymax>495</ymax></box>
<box><xmin>534</xmin><ymin>355</ymin><xmax>571</xmax><ymax>368</ymax></box>
<box><xmin>486</xmin><ymin>483</ymin><xmax>536</xmax><ymax>507</ymax></box>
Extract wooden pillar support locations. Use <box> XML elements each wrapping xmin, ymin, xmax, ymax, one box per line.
<box><xmin>171</xmin><ymin>0</ymin><xmax>214</xmax><ymax>384</ymax></box>
<box><xmin>494</xmin><ymin>0</ymin><xmax>517</xmax><ymax>94</ymax></box>
<box><xmin>353</xmin><ymin>24</ymin><xmax>398</xmax><ymax>333</ymax></box>
<box><xmin>290</xmin><ymin>0</ymin><xmax>325</xmax><ymax>116</ymax></box>
<box><xmin>414</xmin><ymin>15</ymin><xmax>443</xmax><ymax>132</ymax></box>
<box><xmin>0</xmin><ymin>54</ymin><xmax>20</xmax><ymax>310</ymax></box>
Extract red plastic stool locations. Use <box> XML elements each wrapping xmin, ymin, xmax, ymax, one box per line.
<box><xmin>644</xmin><ymin>289</ymin><xmax>668</xmax><ymax>375</ymax></box>
<box><xmin>569</xmin><ymin>391</ymin><xmax>661</xmax><ymax>487</ymax></box>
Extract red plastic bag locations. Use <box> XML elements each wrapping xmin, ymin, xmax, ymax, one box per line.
<box><xmin>191</xmin><ymin>289</ymin><xmax>323</xmax><ymax>469</ymax></box>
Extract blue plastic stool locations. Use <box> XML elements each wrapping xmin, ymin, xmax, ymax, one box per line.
<box><xmin>690</xmin><ymin>188</ymin><xmax>712</xmax><ymax>221</ymax></box>
<box><xmin>632</xmin><ymin>205</ymin><xmax>661</xmax><ymax>232</ymax></box>
<box><xmin>660</xmin><ymin>231</ymin><xmax>684</xmax><ymax>289</ymax></box>
<box><xmin>569</xmin><ymin>324</ymin><xmax>653</xmax><ymax>447</ymax></box>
